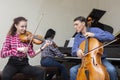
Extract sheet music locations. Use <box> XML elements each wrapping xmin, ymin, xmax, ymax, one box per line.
<box><xmin>115</xmin><ymin>31</ymin><xmax>120</xmax><ymax>38</ymax></box>
<box><xmin>67</xmin><ymin>38</ymin><xmax>74</xmax><ymax>47</ymax></box>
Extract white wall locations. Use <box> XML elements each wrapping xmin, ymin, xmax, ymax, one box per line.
<box><xmin>0</xmin><ymin>0</ymin><xmax>98</xmax><ymax>70</ymax></box>
<box><xmin>97</xmin><ymin>0</ymin><xmax>120</xmax><ymax>34</ymax></box>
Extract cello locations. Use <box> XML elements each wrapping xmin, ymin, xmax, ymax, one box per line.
<box><xmin>76</xmin><ymin>17</ymin><xmax>110</xmax><ymax>80</ymax></box>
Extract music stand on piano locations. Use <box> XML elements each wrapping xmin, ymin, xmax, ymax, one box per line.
<box><xmin>64</xmin><ymin>40</ymin><xmax>69</xmax><ymax>47</ymax></box>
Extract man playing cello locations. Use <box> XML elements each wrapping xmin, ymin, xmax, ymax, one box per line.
<box><xmin>70</xmin><ymin>16</ymin><xmax>117</xmax><ymax>80</ymax></box>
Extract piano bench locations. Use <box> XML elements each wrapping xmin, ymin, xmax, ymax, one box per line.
<box><xmin>34</xmin><ymin>65</ymin><xmax>61</xmax><ymax>80</ymax></box>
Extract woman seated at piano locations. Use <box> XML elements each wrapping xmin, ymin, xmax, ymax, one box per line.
<box><xmin>40</xmin><ymin>28</ymin><xmax>69</xmax><ymax>80</ymax></box>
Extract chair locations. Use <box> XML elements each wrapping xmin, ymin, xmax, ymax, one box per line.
<box><xmin>34</xmin><ymin>65</ymin><xmax>61</xmax><ymax>80</ymax></box>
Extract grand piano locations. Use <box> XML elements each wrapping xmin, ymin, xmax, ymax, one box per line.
<box><xmin>58</xmin><ymin>8</ymin><xmax>120</xmax><ymax>66</ymax></box>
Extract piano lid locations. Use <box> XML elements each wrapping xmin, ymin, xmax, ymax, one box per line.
<box><xmin>87</xmin><ymin>8</ymin><xmax>106</xmax><ymax>22</ymax></box>
<box><xmin>86</xmin><ymin>8</ymin><xmax>113</xmax><ymax>33</ymax></box>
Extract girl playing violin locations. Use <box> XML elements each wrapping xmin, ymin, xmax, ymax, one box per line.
<box><xmin>0</xmin><ymin>16</ymin><xmax>51</xmax><ymax>80</ymax></box>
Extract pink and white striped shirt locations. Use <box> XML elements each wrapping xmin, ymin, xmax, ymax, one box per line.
<box><xmin>0</xmin><ymin>34</ymin><xmax>35</xmax><ymax>58</ymax></box>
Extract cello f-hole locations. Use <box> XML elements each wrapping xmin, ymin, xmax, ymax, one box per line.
<box><xmin>92</xmin><ymin>57</ymin><xmax>97</xmax><ymax>66</ymax></box>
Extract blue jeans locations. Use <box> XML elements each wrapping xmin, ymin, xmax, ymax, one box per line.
<box><xmin>70</xmin><ymin>58</ymin><xmax>118</xmax><ymax>80</ymax></box>
<box><xmin>41</xmin><ymin>57</ymin><xmax>69</xmax><ymax>80</ymax></box>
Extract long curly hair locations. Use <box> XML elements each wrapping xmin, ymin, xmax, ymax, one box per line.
<box><xmin>7</xmin><ymin>17</ymin><xmax>27</xmax><ymax>36</ymax></box>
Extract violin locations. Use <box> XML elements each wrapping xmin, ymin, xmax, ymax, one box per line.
<box><xmin>19</xmin><ymin>31</ymin><xmax>58</xmax><ymax>48</ymax></box>
<box><xmin>19</xmin><ymin>31</ymin><xmax>44</xmax><ymax>45</ymax></box>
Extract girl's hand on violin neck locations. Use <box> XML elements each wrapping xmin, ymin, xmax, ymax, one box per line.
<box><xmin>17</xmin><ymin>47</ymin><xmax>28</xmax><ymax>53</ymax></box>
<box><xmin>77</xmin><ymin>49</ymin><xmax>84</xmax><ymax>58</ymax></box>
<box><xmin>83</xmin><ymin>32</ymin><xmax>95</xmax><ymax>38</ymax></box>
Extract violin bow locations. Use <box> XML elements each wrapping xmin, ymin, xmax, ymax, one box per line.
<box><xmin>27</xmin><ymin>13</ymin><xmax>44</xmax><ymax>48</ymax></box>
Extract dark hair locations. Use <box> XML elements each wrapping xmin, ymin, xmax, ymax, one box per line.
<box><xmin>8</xmin><ymin>17</ymin><xmax>27</xmax><ymax>36</ymax></box>
<box><xmin>74</xmin><ymin>16</ymin><xmax>87</xmax><ymax>26</ymax></box>
<box><xmin>44</xmin><ymin>28</ymin><xmax>56</xmax><ymax>39</ymax></box>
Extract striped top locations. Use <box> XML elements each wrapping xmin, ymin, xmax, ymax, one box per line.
<box><xmin>0</xmin><ymin>34</ymin><xmax>35</xmax><ymax>58</ymax></box>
